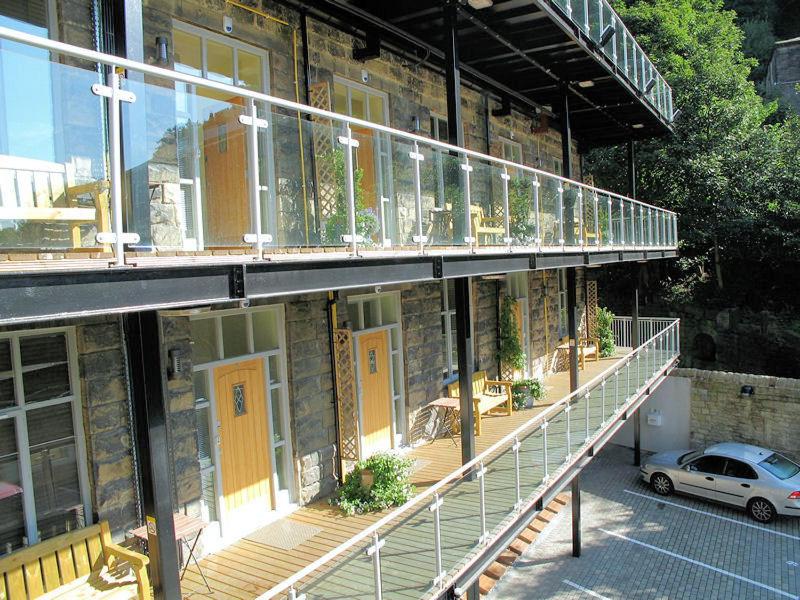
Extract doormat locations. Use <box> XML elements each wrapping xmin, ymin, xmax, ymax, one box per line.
<box><xmin>244</xmin><ymin>519</ymin><xmax>322</xmax><ymax>550</ymax></box>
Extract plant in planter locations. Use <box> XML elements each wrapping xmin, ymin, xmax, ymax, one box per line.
<box><xmin>321</xmin><ymin>148</ymin><xmax>379</xmax><ymax>245</ymax></box>
<box><xmin>498</xmin><ymin>295</ymin><xmax>526</xmax><ymax>376</ymax></box>
<box><xmin>511</xmin><ymin>378</ymin><xmax>545</xmax><ymax>410</ymax></box>
<box><xmin>333</xmin><ymin>452</ymin><xmax>415</xmax><ymax>516</ymax></box>
<box><xmin>508</xmin><ymin>177</ymin><xmax>537</xmax><ymax>244</ymax></box>
<box><xmin>596</xmin><ymin>307</ymin><xmax>616</xmax><ymax>358</ymax></box>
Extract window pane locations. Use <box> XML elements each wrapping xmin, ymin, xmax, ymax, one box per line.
<box><xmin>350</xmin><ymin>88</ymin><xmax>367</xmax><ymax>120</ymax></box>
<box><xmin>20</xmin><ymin>334</ymin><xmax>71</xmax><ymax>403</ymax></box>
<box><xmin>274</xmin><ymin>444</ymin><xmax>287</xmax><ymax>491</ymax></box>
<box><xmin>253</xmin><ymin>310</ymin><xmax>279</xmax><ymax>352</ymax></box>
<box><xmin>363</xmin><ymin>299</ymin><xmax>379</xmax><ymax>329</ymax></box>
<box><xmin>368</xmin><ymin>95</ymin><xmax>384</xmax><ymax>125</ymax></box>
<box><xmin>195</xmin><ymin>406</ymin><xmax>213</xmax><ymax>468</ymax></box>
<box><xmin>206</xmin><ymin>40</ymin><xmax>234</xmax><ymax>86</ymax></box>
<box><xmin>237</xmin><ymin>49</ymin><xmax>262</xmax><ymax>92</ymax></box>
<box><xmin>333</xmin><ymin>81</ymin><xmax>347</xmax><ymax>114</ymax></box>
<box><xmin>380</xmin><ymin>295</ymin><xmax>398</xmax><ymax>324</ymax></box>
<box><xmin>173</xmin><ymin>29</ymin><xmax>202</xmax><ymax>77</ymax></box>
<box><xmin>267</xmin><ymin>355</ymin><xmax>281</xmax><ymax>385</ymax></box>
<box><xmin>0</xmin><ymin>418</ymin><xmax>24</xmax><ymax>556</ymax></box>
<box><xmin>27</xmin><ymin>404</ymin><xmax>83</xmax><ymax>542</ymax></box>
<box><xmin>221</xmin><ymin>314</ymin><xmax>248</xmax><ymax>358</ymax></box>
<box><xmin>191</xmin><ymin>319</ymin><xmax>218</xmax><ymax>364</ymax></box>
<box><xmin>193</xmin><ymin>370</ymin><xmax>209</xmax><ymax>403</ymax></box>
<box><xmin>270</xmin><ymin>391</ymin><xmax>283</xmax><ymax>444</ymax></box>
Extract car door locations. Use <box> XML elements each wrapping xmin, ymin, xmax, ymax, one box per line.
<box><xmin>677</xmin><ymin>455</ymin><xmax>726</xmax><ymax>500</ymax></box>
<box><xmin>715</xmin><ymin>458</ymin><xmax>758</xmax><ymax>507</ymax></box>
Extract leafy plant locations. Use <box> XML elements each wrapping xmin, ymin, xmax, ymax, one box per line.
<box><xmin>498</xmin><ymin>295</ymin><xmax>526</xmax><ymax>372</ymax></box>
<box><xmin>321</xmin><ymin>148</ymin><xmax>379</xmax><ymax>245</ymax></box>
<box><xmin>333</xmin><ymin>452</ymin><xmax>415</xmax><ymax>515</ymax></box>
<box><xmin>508</xmin><ymin>177</ymin><xmax>536</xmax><ymax>243</ymax></box>
<box><xmin>596</xmin><ymin>307</ymin><xmax>616</xmax><ymax>358</ymax></box>
<box><xmin>511</xmin><ymin>378</ymin><xmax>545</xmax><ymax>410</ymax></box>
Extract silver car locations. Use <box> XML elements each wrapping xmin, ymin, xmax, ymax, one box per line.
<box><xmin>640</xmin><ymin>442</ymin><xmax>800</xmax><ymax>523</ymax></box>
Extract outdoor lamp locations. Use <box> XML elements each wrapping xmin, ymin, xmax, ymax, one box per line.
<box><xmin>156</xmin><ymin>36</ymin><xmax>169</xmax><ymax>64</ymax></box>
<box><xmin>740</xmin><ymin>385</ymin><xmax>755</xmax><ymax>397</ymax></box>
<box><xmin>599</xmin><ymin>25</ymin><xmax>616</xmax><ymax>47</ymax></box>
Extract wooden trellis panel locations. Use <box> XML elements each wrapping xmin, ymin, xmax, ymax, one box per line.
<box><xmin>333</xmin><ymin>328</ymin><xmax>360</xmax><ymax>470</ymax></box>
<box><xmin>309</xmin><ymin>82</ymin><xmax>337</xmax><ymax>220</ymax></box>
<box><xmin>586</xmin><ymin>280</ymin><xmax>598</xmax><ymax>337</ymax></box>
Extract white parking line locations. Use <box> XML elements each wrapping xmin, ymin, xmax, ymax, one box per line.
<box><xmin>600</xmin><ymin>528</ymin><xmax>800</xmax><ymax>600</ymax></box>
<box><xmin>624</xmin><ymin>489</ymin><xmax>800</xmax><ymax>541</ymax></box>
<box><xmin>562</xmin><ymin>579</ymin><xmax>612</xmax><ymax>599</ymax></box>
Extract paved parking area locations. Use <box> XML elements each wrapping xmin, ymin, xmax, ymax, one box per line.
<box><xmin>489</xmin><ymin>444</ymin><xmax>800</xmax><ymax>600</ymax></box>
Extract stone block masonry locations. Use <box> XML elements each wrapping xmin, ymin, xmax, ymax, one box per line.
<box><xmin>677</xmin><ymin>368</ymin><xmax>800</xmax><ymax>461</ymax></box>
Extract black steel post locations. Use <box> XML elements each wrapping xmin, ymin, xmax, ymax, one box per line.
<box><xmin>561</xmin><ymin>85</ymin><xmax>575</xmax><ymax>245</ymax></box>
<box><xmin>124</xmin><ymin>311</ymin><xmax>182</xmax><ymax>599</ymax></box>
<box><xmin>632</xmin><ymin>287</ymin><xmax>640</xmax><ymax>348</ymax></box>
<box><xmin>567</xmin><ymin>268</ymin><xmax>579</xmax><ymax>393</ymax></box>
<box><xmin>634</xmin><ymin>408</ymin><xmax>642</xmax><ymax>467</ymax></box>
<box><xmin>454</xmin><ymin>277</ymin><xmax>475</xmax><ymax>466</ymax></box>
<box><xmin>443</xmin><ymin>1</ymin><xmax>464</xmax><ymax>148</ymax></box>
<box><xmin>571</xmin><ymin>474</ymin><xmax>581</xmax><ymax>558</ymax></box>
<box><xmin>627</xmin><ymin>139</ymin><xmax>637</xmax><ymax>199</ymax></box>
<box><xmin>632</xmin><ymin>285</ymin><xmax>641</xmax><ymax>466</ymax></box>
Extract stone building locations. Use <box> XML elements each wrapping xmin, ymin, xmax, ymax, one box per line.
<box><xmin>766</xmin><ymin>36</ymin><xmax>800</xmax><ymax>114</ymax></box>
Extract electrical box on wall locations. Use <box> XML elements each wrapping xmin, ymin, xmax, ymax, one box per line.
<box><xmin>646</xmin><ymin>410</ymin><xmax>663</xmax><ymax>427</ymax></box>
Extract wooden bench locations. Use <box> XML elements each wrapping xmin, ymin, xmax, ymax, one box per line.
<box><xmin>0</xmin><ymin>522</ymin><xmax>150</xmax><ymax>600</ymax></box>
<box><xmin>448</xmin><ymin>370</ymin><xmax>513</xmax><ymax>436</ymax></box>
<box><xmin>556</xmin><ymin>336</ymin><xmax>601</xmax><ymax>370</ymax></box>
<box><xmin>0</xmin><ymin>155</ymin><xmax>110</xmax><ymax>250</ymax></box>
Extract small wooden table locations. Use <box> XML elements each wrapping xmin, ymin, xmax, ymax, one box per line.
<box><xmin>129</xmin><ymin>513</ymin><xmax>210</xmax><ymax>592</ymax></box>
<box><xmin>430</xmin><ymin>397</ymin><xmax>460</xmax><ymax>445</ymax></box>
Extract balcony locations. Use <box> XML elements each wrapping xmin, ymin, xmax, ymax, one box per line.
<box><xmin>0</xmin><ymin>26</ymin><xmax>677</xmax><ymax>277</ymax></box>
<box><xmin>181</xmin><ymin>318</ymin><xmax>679</xmax><ymax>599</ymax></box>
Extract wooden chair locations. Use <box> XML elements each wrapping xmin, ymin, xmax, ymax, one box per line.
<box><xmin>0</xmin><ymin>521</ymin><xmax>150</xmax><ymax>600</ymax></box>
<box><xmin>0</xmin><ymin>155</ymin><xmax>111</xmax><ymax>250</ymax></box>
<box><xmin>470</xmin><ymin>205</ymin><xmax>504</xmax><ymax>247</ymax></box>
<box><xmin>447</xmin><ymin>370</ymin><xmax>513</xmax><ymax>436</ymax></box>
<box><xmin>556</xmin><ymin>336</ymin><xmax>601</xmax><ymax>370</ymax></box>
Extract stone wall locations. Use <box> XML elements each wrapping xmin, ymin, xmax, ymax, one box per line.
<box><xmin>678</xmin><ymin>368</ymin><xmax>800</xmax><ymax>461</ymax></box>
<box><xmin>473</xmin><ymin>279</ymin><xmax>499</xmax><ymax>377</ymax></box>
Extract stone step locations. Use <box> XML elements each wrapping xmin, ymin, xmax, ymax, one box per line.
<box><xmin>485</xmin><ymin>562</ymin><xmax>507</xmax><ymax>580</ymax></box>
<box><xmin>479</xmin><ymin>574</ymin><xmax>497</xmax><ymax>596</ymax></box>
<box><xmin>496</xmin><ymin>550</ymin><xmax>518</xmax><ymax>566</ymax></box>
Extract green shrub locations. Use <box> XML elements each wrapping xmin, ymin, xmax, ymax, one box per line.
<box><xmin>511</xmin><ymin>378</ymin><xmax>545</xmax><ymax>410</ymax></box>
<box><xmin>333</xmin><ymin>452</ymin><xmax>415</xmax><ymax>515</ymax></box>
<box><xmin>596</xmin><ymin>307</ymin><xmax>616</xmax><ymax>358</ymax></box>
<box><xmin>498</xmin><ymin>295</ymin><xmax>526</xmax><ymax>372</ymax></box>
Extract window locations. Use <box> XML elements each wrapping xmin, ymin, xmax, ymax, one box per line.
<box><xmin>557</xmin><ymin>269</ymin><xmax>568</xmax><ymax>337</ymax></box>
<box><xmin>440</xmin><ymin>280</ymin><xmax>474</xmax><ymax>379</ymax></box>
<box><xmin>430</xmin><ymin>115</ymin><xmax>449</xmax><ymax>209</ymax></box>
<box><xmin>689</xmin><ymin>455</ymin><xmax>726</xmax><ymax>475</ymax></box>
<box><xmin>553</xmin><ymin>158</ymin><xmax>563</xmax><ymax>176</ymax></box>
<box><xmin>723</xmin><ymin>459</ymin><xmax>757</xmax><ymax>480</ymax></box>
<box><xmin>759</xmin><ymin>453</ymin><xmax>800</xmax><ymax>480</ymax></box>
<box><xmin>0</xmin><ymin>329</ymin><xmax>89</xmax><ymax>556</ymax></box>
<box><xmin>500</xmin><ymin>138</ymin><xmax>523</xmax><ymax>165</ymax></box>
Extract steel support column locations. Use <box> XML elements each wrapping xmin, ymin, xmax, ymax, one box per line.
<box><xmin>571</xmin><ymin>473</ymin><xmax>581</xmax><ymax>558</ymax></box>
<box><xmin>634</xmin><ymin>407</ymin><xmax>642</xmax><ymax>467</ymax></box>
<box><xmin>561</xmin><ymin>86</ymin><xmax>575</xmax><ymax>245</ymax></box>
<box><xmin>567</xmin><ymin>267</ymin><xmax>579</xmax><ymax>393</ymax></box>
<box><xmin>124</xmin><ymin>311</ymin><xmax>181</xmax><ymax>599</ymax></box>
<box><xmin>627</xmin><ymin>139</ymin><xmax>637</xmax><ymax>199</ymax></box>
<box><xmin>443</xmin><ymin>1</ymin><xmax>464</xmax><ymax>148</ymax></box>
<box><xmin>632</xmin><ymin>282</ymin><xmax>641</xmax><ymax>466</ymax></box>
<box><xmin>454</xmin><ymin>277</ymin><xmax>475</xmax><ymax>466</ymax></box>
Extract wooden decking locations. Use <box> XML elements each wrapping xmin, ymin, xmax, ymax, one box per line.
<box><xmin>182</xmin><ymin>354</ymin><xmax>630</xmax><ymax>599</ymax></box>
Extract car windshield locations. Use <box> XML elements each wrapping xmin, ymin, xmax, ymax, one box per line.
<box><xmin>678</xmin><ymin>450</ymin><xmax>703</xmax><ymax>465</ymax></box>
<box><xmin>759</xmin><ymin>453</ymin><xmax>800</xmax><ymax>480</ymax></box>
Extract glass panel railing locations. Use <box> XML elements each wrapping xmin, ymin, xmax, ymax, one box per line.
<box><xmin>0</xmin><ymin>44</ymin><xmax>108</xmax><ymax>251</ymax></box>
<box><xmin>508</xmin><ymin>172</ymin><xmax>535</xmax><ymax>247</ymax></box>
<box><xmin>539</xmin><ymin>174</ymin><xmax>562</xmax><ymax>248</ymax></box>
<box><xmin>269</xmin><ymin>320</ymin><xmax>679</xmax><ymax>600</ymax></box>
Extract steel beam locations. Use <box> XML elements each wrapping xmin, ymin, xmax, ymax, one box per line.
<box><xmin>454</xmin><ymin>277</ymin><xmax>476</xmax><ymax>466</ymax></box>
<box><xmin>567</xmin><ymin>267</ymin><xmax>579</xmax><ymax>393</ymax></box>
<box><xmin>571</xmin><ymin>473</ymin><xmax>581</xmax><ymax>558</ymax></box>
<box><xmin>124</xmin><ymin>311</ymin><xmax>181</xmax><ymax>599</ymax></box>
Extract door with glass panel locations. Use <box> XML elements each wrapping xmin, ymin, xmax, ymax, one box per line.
<box><xmin>172</xmin><ymin>22</ymin><xmax>275</xmax><ymax>249</ymax></box>
<box><xmin>333</xmin><ymin>79</ymin><xmax>393</xmax><ymax>246</ymax></box>
<box><xmin>356</xmin><ymin>330</ymin><xmax>393</xmax><ymax>457</ymax></box>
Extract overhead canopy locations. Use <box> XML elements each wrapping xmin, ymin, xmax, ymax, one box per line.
<box><xmin>299</xmin><ymin>0</ymin><xmax>674</xmax><ymax>147</ymax></box>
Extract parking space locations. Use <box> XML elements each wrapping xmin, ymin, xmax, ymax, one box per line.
<box><xmin>489</xmin><ymin>444</ymin><xmax>800</xmax><ymax>600</ymax></box>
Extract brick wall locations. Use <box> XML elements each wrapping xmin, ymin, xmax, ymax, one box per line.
<box><xmin>677</xmin><ymin>368</ymin><xmax>800</xmax><ymax>461</ymax></box>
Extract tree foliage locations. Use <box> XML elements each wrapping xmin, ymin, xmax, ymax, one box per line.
<box><xmin>587</xmin><ymin>0</ymin><xmax>800</xmax><ymax>309</ymax></box>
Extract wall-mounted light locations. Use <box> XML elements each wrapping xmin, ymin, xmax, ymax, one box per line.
<box><xmin>156</xmin><ymin>36</ymin><xmax>169</xmax><ymax>65</ymax></box>
<box><xmin>740</xmin><ymin>385</ymin><xmax>755</xmax><ymax>397</ymax></box>
<box><xmin>599</xmin><ymin>24</ymin><xmax>616</xmax><ymax>47</ymax></box>
<box><xmin>410</xmin><ymin>115</ymin><xmax>420</xmax><ymax>133</ymax></box>
<box><xmin>632</xmin><ymin>123</ymin><xmax>645</xmax><ymax>129</ymax></box>
<box><xmin>644</xmin><ymin>78</ymin><xmax>656</xmax><ymax>94</ymax></box>
<box><xmin>577</xmin><ymin>80</ymin><xmax>595</xmax><ymax>88</ymax></box>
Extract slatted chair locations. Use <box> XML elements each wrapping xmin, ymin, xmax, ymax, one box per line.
<box><xmin>469</xmin><ymin>205</ymin><xmax>504</xmax><ymax>247</ymax></box>
<box><xmin>447</xmin><ymin>370</ymin><xmax>513</xmax><ymax>436</ymax></box>
<box><xmin>0</xmin><ymin>522</ymin><xmax>150</xmax><ymax>600</ymax></box>
<box><xmin>0</xmin><ymin>155</ymin><xmax>110</xmax><ymax>250</ymax></box>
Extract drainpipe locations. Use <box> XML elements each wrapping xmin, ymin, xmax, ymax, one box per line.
<box><xmin>326</xmin><ymin>290</ymin><xmax>343</xmax><ymax>484</ymax></box>
<box><xmin>119</xmin><ymin>315</ymin><xmax>144</xmax><ymax>528</ymax></box>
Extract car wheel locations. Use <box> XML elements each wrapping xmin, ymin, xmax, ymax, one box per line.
<box><xmin>748</xmin><ymin>498</ymin><xmax>776</xmax><ymax>523</ymax></box>
<box><xmin>651</xmin><ymin>472</ymin><xmax>674</xmax><ymax>496</ymax></box>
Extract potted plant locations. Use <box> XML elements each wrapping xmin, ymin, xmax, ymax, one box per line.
<box><xmin>332</xmin><ymin>452</ymin><xmax>415</xmax><ymax>515</ymax></box>
<box><xmin>596</xmin><ymin>307</ymin><xmax>616</xmax><ymax>357</ymax></box>
<box><xmin>498</xmin><ymin>295</ymin><xmax>526</xmax><ymax>378</ymax></box>
<box><xmin>511</xmin><ymin>378</ymin><xmax>545</xmax><ymax>409</ymax></box>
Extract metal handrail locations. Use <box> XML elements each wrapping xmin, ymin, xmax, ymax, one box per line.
<box><xmin>261</xmin><ymin>318</ymin><xmax>679</xmax><ymax>599</ymax></box>
<box><xmin>0</xmin><ymin>25</ymin><xmax>677</xmax><ymax>221</ymax></box>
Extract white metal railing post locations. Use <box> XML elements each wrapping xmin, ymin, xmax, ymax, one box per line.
<box><xmin>601</xmin><ymin>379</ymin><xmax>606</xmax><ymax>422</ymax></box>
<box><xmin>92</xmin><ymin>69</ymin><xmax>139</xmax><ymax>265</ymax></box>
<box><xmin>288</xmin><ymin>586</ymin><xmax>306</xmax><ymax>600</ymax></box>
<box><xmin>240</xmin><ymin>98</ymin><xmax>273</xmax><ymax>252</ymax></box>
<box><xmin>461</xmin><ymin>157</ymin><xmax>475</xmax><ymax>250</ymax></box>
<box><xmin>477</xmin><ymin>461</ymin><xmax>488</xmax><ymax>544</ymax></box>
<box><xmin>512</xmin><ymin>437</ymin><xmax>522</xmax><ymax>510</ymax></box>
<box><xmin>429</xmin><ymin>493</ymin><xmax>446</xmax><ymax>588</ymax></box>
<box><xmin>410</xmin><ymin>141</ymin><xmax>427</xmax><ymax>253</ymax></box>
<box><xmin>636</xmin><ymin>353</ymin><xmax>640</xmax><ymax>390</ymax></box>
<box><xmin>607</xmin><ymin>196</ymin><xmax>614</xmax><ymax>246</ymax></box>
<box><xmin>338</xmin><ymin>124</ymin><xmax>360</xmax><ymax>256</ymax></box>
<box><xmin>618</xmin><ymin>198</ymin><xmax>625</xmax><ymax>246</ymax></box>
<box><xmin>558</xmin><ymin>184</ymin><xmax>565</xmax><ymax>247</ymax></box>
<box><xmin>541</xmin><ymin>420</ymin><xmax>549</xmax><ymax>482</ymax></box>
<box><xmin>623</xmin><ymin>29</ymin><xmax>629</xmax><ymax>76</ymax></box>
<box><xmin>614</xmin><ymin>369</ymin><xmax>619</xmax><ymax>411</ymax></box>
<box><xmin>630</xmin><ymin>202</ymin><xmax>636</xmax><ymax>247</ymax></box>
<box><xmin>533</xmin><ymin>175</ymin><xmax>541</xmax><ymax>250</ymax></box>
<box><xmin>577</xmin><ymin>189</ymin><xmax>584</xmax><ymax>248</ymax></box>
<box><xmin>583</xmin><ymin>0</ymin><xmax>590</xmax><ymax>33</ymax></box>
<box><xmin>365</xmin><ymin>531</ymin><xmax>385</xmax><ymax>600</ymax></box>
<box><xmin>626</xmin><ymin>358</ymin><xmax>630</xmax><ymax>400</ymax></box>
<box><xmin>501</xmin><ymin>168</ymin><xmax>512</xmax><ymax>249</ymax></box>
<box><xmin>584</xmin><ymin>391</ymin><xmax>590</xmax><ymax>442</ymax></box>
<box><xmin>593</xmin><ymin>192</ymin><xmax>600</xmax><ymax>247</ymax></box>
<box><xmin>565</xmin><ymin>403</ymin><xmax>572</xmax><ymax>456</ymax></box>
<box><xmin>648</xmin><ymin>207</ymin><xmax>653</xmax><ymax>246</ymax></box>
<box><xmin>639</xmin><ymin>205</ymin><xmax>645</xmax><ymax>248</ymax></box>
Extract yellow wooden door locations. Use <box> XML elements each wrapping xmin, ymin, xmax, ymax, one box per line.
<box><xmin>358</xmin><ymin>330</ymin><xmax>393</xmax><ymax>456</ymax></box>
<box><xmin>214</xmin><ymin>358</ymin><xmax>273</xmax><ymax>523</ymax></box>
